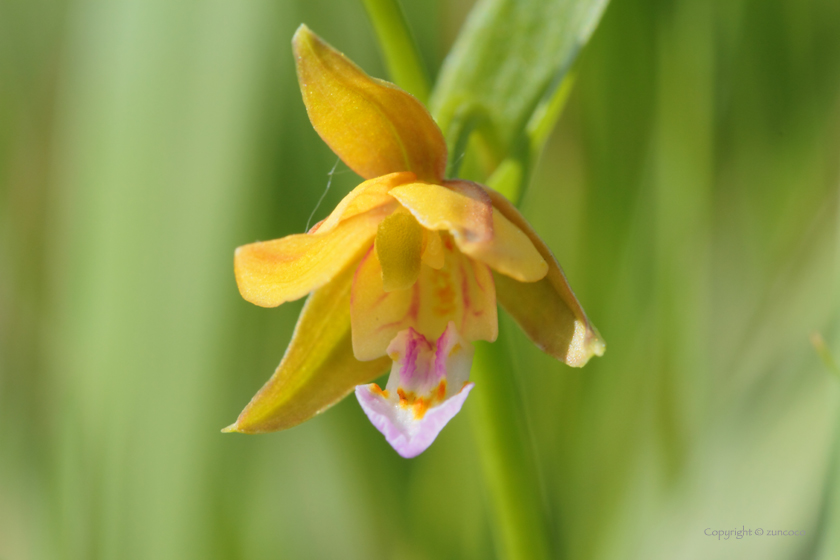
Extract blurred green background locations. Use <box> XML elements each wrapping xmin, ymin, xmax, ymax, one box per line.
<box><xmin>2</xmin><ymin>0</ymin><xmax>840</xmax><ymax>559</ymax></box>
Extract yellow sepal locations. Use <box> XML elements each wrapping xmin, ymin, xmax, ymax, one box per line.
<box><xmin>224</xmin><ymin>259</ymin><xmax>391</xmax><ymax>433</ymax></box>
<box><xmin>234</xmin><ymin>205</ymin><xmax>390</xmax><ymax>308</ymax></box>
<box><xmin>293</xmin><ymin>25</ymin><xmax>447</xmax><ymax>182</ymax></box>
<box><xmin>485</xmin><ymin>188</ymin><xmax>604</xmax><ymax>367</ymax></box>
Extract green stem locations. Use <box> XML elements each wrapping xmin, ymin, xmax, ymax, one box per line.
<box><xmin>360</xmin><ymin>0</ymin><xmax>430</xmax><ymax>103</ymax></box>
<box><xmin>466</xmin><ymin>71</ymin><xmax>578</xmax><ymax>560</ymax></box>
<box><xmin>470</xmin><ymin>335</ymin><xmax>552</xmax><ymax>560</ymax></box>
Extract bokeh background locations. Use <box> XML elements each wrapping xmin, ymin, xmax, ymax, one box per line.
<box><xmin>2</xmin><ymin>0</ymin><xmax>840</xmax><ymax>559</ymax></box>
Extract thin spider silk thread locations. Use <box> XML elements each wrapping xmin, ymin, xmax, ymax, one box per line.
<box><xmin>452</xmin><ymin>151</ymin><xmax>466</xmax><ymax>171</ymax></box>
<box><xmin>305</xmin><ymin>158</ymin><xmax>340</xmax><ymax>232</ymax></box>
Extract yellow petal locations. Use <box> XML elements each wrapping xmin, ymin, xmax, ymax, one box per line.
<box><xmin>235</xmin><ymin>206</ymin><xmax>390</xmax><ymax>307</ymax></box>
<box><xmin>456</xmin><ymin>203</ymin><xmax>548</xmax><ymax>283</ymax></box>
<box><xmin>293</xmin><ymin>25</ymin><xmax>447</xmax><ymax>182</ymax></box>
<box><xmin>485</xmin><ymin>188</ymin><xmax>605</xmax><ymax>367</ymax></box>
<box><xmin>351</xmin><ymin>236</ymin><xmax>497</xmax><ymax>361</ymax></box>
<box><xmin>225</xmin><ymin>261</ymin><xmax>391</xmax><ymax>433</ymax></box>
<box><xmin>389</xmin><ymin>181</ymin><xmax>493</xmax><ymax>243</ymax></box>
<box><xmin>421</xmin><ymin>229</ymin><xmax>444</xmax><ymax>269</ymax></box>
<box><xmin>375</xmin><ymin>210</ymin><xmax>424</xmax><ymax>292</ymax></box>
<box><xmin>392</xmin><ymin>180</ymin><xmax>547</xmax><ymax>282</ymax></box>
<box><xmin>311</xmin><ymin>171</ymin><xmax>415</xmax><ymax>234</ymax></box>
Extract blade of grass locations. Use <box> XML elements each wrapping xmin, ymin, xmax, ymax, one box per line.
<box><xmin>360</xmin><ymin>0</ymin><xmax>430</xmax><ymax>103</ymax></box>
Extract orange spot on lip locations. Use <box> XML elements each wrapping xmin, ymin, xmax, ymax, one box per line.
<box><xmin>395</xmin><ymin>382</ymin><xmax>449</xmax><ymax>419</ymax></box>
<box><xmin>370</xmin><ymin>384</ymin><xmax>389</xmax><ymax>399</ymax></box>
<box><xmin>413</xmin><ymin>397</ymin><xmax>429</xmax><ymax>419</ymax></box>
<box><xmin>435</xmin><ymin>379</ymin><xmax>447</xmax><ymax>401</ymax></box>
<box><xmin>397</xmin><ymin>387</ymin><xmax>413</xmax><ymax>407</ymax></box>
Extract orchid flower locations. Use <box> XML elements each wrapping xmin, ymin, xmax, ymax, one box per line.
<box><xmin>223</xmin><ymin>25</ymin><xmax>605</xmax><ymax>458</ymax></box>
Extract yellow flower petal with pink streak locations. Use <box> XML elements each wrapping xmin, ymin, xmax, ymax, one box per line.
<box><xmin>350</xmin><ymin>236</ymin><xmax>497</xmax><ymax>361</ymax></box>
<box><xmin>485</xmin><ymin>188</ymin><xmax>605</xmax><ymax>367</ymax></box>
<box><xmin>293</xmin><ymin>25</ymin><xmax>447</xmax><ymax>182</ymax></box>
<box><xmin>225</xmin><ymin>261</ymin><xmax>391</xmax><ymax>433</ymax></box>
<box><xmin>391</xmin><ymin>180</ymin><xmax>548</xmax><ymax>282</ymax></box>
<box><xmin>235</xmin><ymin>205</ymin><xmax>391</xmax><ymax>308</ymax></box>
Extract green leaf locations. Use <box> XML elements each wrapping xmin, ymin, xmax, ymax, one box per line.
<box><xmin>487</xmin><ymin>73</ymin><xmax>576</xmax><ymax>201</ymax></box>
<box><xmin>431</xmin><ymin>0</ymin><xmax>609</xmax><ymax>183</ymax></box>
